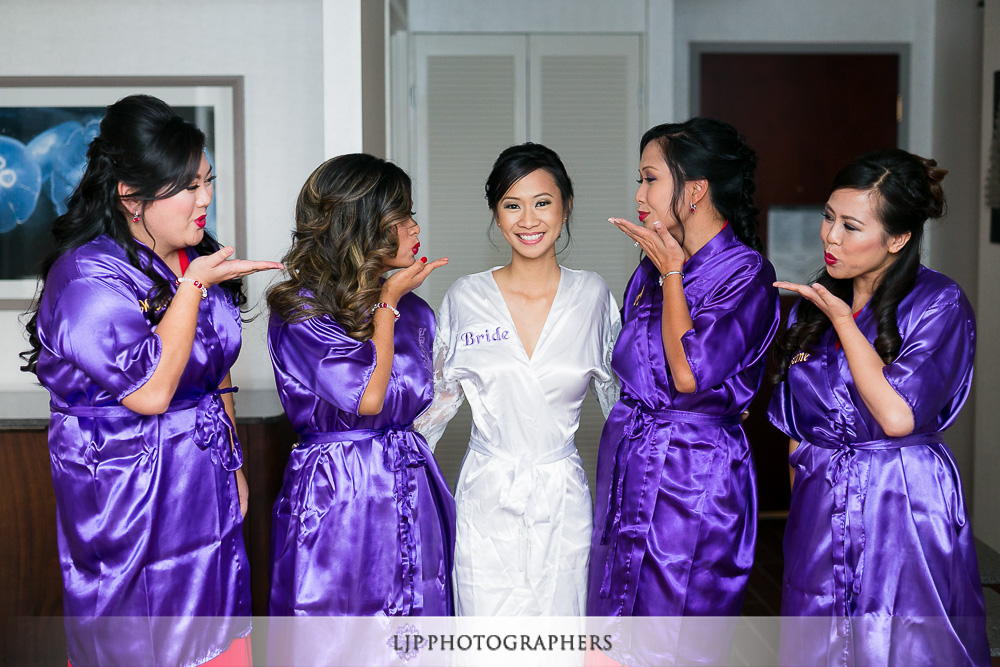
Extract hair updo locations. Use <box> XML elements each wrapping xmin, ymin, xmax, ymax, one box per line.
<box><xmin>22</xmin><ymin>94</ymin><xmax>244</xmax><ymax>373</ymax></box>
<box><xmin>640</xmin><ymin>117</ymin><xmax>762</xmax><ymax>251</ymax></box>
<box><xmin>773</xmin><ymin>148</ymin><xmax>947</xmax><ymax>381</ymax></box>
<box><xmin>484</xmin><ymin>142</ymin><xmax>574</xmax><ymax>249</ymax></box>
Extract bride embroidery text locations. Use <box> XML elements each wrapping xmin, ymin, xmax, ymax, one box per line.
<box><xmin>461</xmin><ymin>326</ymin><xmax>511</xmax><ymax>346</ymax></box>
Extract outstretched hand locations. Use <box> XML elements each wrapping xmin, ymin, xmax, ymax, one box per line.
<box><xmin>609</xmin><ymin>217</ymin><xmax>685</xmax><ymax>275</ymax></box>
<box><xmin>382</xmin><ymin>256</ymin><xmax>449</xmax><ymax>305</ymax></box>
<box><xmin>186</xmin><ymin>246</ymin><xmax>284</xmax><ymax>288</ymax></box>
<box><xmin>774</xmin><ymin>280</ymin><xmax>854</xmax><ymax>326</ymax></box>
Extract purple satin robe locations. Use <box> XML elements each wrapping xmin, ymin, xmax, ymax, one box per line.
<box><xmin>589</xmin><ymin>225</ymin><xmax>780</xmax><ymax>623</ymax></box>
<box><xmin>768</xmin><ymin>266</ymin><xmax>989</xmax><ymax>667</ymax></box>
<box><xmin>35</xmin><ymin>235</ymin><xmax>251</xmax><ymax>667</ymax></box>
<box><xmin>267</xmin><ymin>291</ymin><xmax>455</xmax><ymax>621</ymax></box>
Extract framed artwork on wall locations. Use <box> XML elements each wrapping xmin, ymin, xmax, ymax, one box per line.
<box><xmin>0</xmin><ymin>76</ymin><xmax>245</xmax><ymax>309</ymax></box>
<box><xmin>987</xmin><ymin>70</ymin><xmax>1000</xmax><ymax>244</ymax></box>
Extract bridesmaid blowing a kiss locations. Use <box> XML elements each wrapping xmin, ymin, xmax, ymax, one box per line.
<box><xmin>589</xmin><ymin>117</ymin><xmax>780</xmax><ymax>625</ymax></box>
<box><xmin>769</xmin><ymin>148</ymin><xmax>988</xmax><ymax>666</ymax></box>
<box><xmin>266</xmin><ymin>154</ymin><xmax>455</xmax><ymax>633</ymax></box>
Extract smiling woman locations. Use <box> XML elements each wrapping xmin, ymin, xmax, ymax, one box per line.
<box><xmin>415</xmin><ymin>142</ymin><xmax>621</xmax><ymax>617</ymax></box>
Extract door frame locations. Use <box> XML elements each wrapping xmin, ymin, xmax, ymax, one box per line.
<box><xmin>689</xmin><ymin>42</ymin><xmax>911</xmax><ymax>150</ymax></box>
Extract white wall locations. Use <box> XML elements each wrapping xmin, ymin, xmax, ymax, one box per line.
<box><xmin>0</xmin><ymin>0</ymin><xmax>361</xmax><ymax>397</ymax></box>
<box><xmin>929</xmin><ymin>0</ymin><xmax>983</xmax><ymax>519</ymax></box>
<box><xmin>406</xmin><ymin>0</ymin><xmax>646</xmax><ymax>33</ymax></box>
<box><xmin>975</xmin><ymin>2</ymin><xmax>1000</xmax><ymax>551</ymax></box>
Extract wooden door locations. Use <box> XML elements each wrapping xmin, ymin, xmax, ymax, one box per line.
<box><xmin>699</xmin><ymin>52</ymin><xmax>900</xmax><ymax>511</ymax></box>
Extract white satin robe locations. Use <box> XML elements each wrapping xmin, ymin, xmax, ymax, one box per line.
<box><xmin>416</xmin><ymin>267</ymin><xmax>620</xmax><ymax>616</ymax></box>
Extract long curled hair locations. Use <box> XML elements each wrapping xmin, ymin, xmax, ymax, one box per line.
<box><xmin>21</xmin><ymin>94</ymin><xmax>244</xmax><ymax>374</ymax></box>
<box><xmin>484</xmin><ymin>142</ymin><xmax>574</xmax><ymax>251</ymax></box>
<box><xmin>640</xmin><ymin>117</ymin><xmax>762</xmax><ymax>251</ymax></box>
<box><xmin>773</xmin><ymin>148</ymin><xmax>947</xmax><ymax>381</ymax></box>
<box><xmin>267</xmin><ymin>154</ymin><xmax>413</xmax><ymax>341</ymax></box>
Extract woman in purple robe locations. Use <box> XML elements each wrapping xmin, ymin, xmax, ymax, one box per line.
<box><xmin>266</xmin><ymin>154</ymin><xmax>454</xmax><ymax>628</ymax></box>
<box><xmin>588</xmin><ymin>117</ymin><xmax>780</xmax><ymax>631</ymax></box>
<box><xmin>769</xmin><ymin>149</ymin><xmax>989</xmax><ymax>666</ymax></box>
<box><xmin>21</xmin><ymin>95</ymin><xmax>282</xmax><ymax>667</ymax></box>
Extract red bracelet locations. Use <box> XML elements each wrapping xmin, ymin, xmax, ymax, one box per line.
<box><xmin>371</xmin><ymin>302</ymin><xmax>400</xmax><ymax>321</ymax></box>
<box><xmin>176</xmin><ymin>277</ymin><xmax>208</xmax><ymax>299</ymax></box>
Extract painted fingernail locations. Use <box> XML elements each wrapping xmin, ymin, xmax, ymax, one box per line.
<box><xmin>653</xmin><ymin>220</ymin><xmax>662</xmax><ymax>228</ymax></box>
<box><xmin>420</xmin><ymin>257</ymin><xmax>427</xmax><ymax>263</ymax></box>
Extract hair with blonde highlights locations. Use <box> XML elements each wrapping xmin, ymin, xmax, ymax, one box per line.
<box><xmin>267</xmin><ymin>153</ymin><xmax>412</xmax><ymax>340</ymax></box>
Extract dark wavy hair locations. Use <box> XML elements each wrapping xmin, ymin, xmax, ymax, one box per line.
<box><xmin>640</xmin><ymin>117</ymin><xmax>762</xmax><ymax>251</ymax></box>
<box><xmin>484</xmin><ymin>142</ymin><xmax>574</xmax><ymax>251</ymax></box>
<box><xmin>773</xmin><ymin>148</ymin><xmax>947</xmax><ymax>381</ymax></box>
<box><xmin>267</xmin><ymin>153</ymin><xmax>413</xmax><ymax>341</ymax></box>
<box><xmin>21</xmin><ymin>94</ymin><xmax>245</xmax><ymax>374</ymax></box>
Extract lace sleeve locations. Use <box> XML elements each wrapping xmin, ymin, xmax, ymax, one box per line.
<box><xmin>414</xmin><ymin>298</ymin><xmax>465</xmax><ymax>452</ymax></box>
<box><xmin>592</xmin><ymin>289</ymin><xmax>622</xmax><ymax>418</ymax></box>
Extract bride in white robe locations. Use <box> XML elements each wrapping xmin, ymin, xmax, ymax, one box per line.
<box><xmin>416</xmin><ymin>144</ymin><xmax>620</xmax><ymax>616</ymax></box>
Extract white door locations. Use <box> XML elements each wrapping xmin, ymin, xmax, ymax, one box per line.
<box><xmin>408</xmin><ymin>32</ymin><xmax>643</xmax><ymax>489</ymax></box>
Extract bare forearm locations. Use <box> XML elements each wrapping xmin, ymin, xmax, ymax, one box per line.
<box><xmin>836</xmin><ymin>322</ymin><xmax>914</xmax><ymax>436</ymax></box>
<box><xmin>660</xmin><ymin>277</ymin><xmax>697</xmax><ymax>393</ymax></box>
<box><xmin>120</xmin><ymin>284</ymin><xmax>202</xmax><ymax>414</ymax></box>
<box><xmin>359</xmin><ymin>307</ymin><xmax>396</xmax><ymax>415</ymax></box>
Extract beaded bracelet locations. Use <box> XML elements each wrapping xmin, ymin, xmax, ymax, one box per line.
<box><xmin>175</xmin><ymin>277</ymin><xmax>208</xmax><ymax>299</ymax></box>
<box><xmin>658</xmin><ymin>270</ymin><xmax>683</xmax><ymax>286</ymax></box>
<box><xmin>371</xmin><ymin>302</ymin><xmax>400</xmax><ymax>321</ymax></box>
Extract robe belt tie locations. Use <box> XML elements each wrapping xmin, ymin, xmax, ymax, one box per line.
<box><xmin>598</xmin><ymin>396</ymin><xmax>742</xmax><ymax>599</ymax></box>
<box><xmin>296</xmin><ymin>425</ymin><xmax>428</xmax><ymax>616</ymax></box>
<box><xmin>805</xmin><ymin>429</ymin><xmax>942</xmax><ymax>633</ymax></box>
<box><xmin>49</xmin><ymin>386</ymin><xmax>243</xmax><ymax>472</ymax></box>
<box><xmin>468</xmin><ymin>432</ymin><xmax>577</xmax><ymax>573</ymax></box>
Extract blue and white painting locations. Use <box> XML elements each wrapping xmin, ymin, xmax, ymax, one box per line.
<box><xmin>0</xmin><ymin>106</ymin><xmax>217</xmax><ymax>280</ymax></box>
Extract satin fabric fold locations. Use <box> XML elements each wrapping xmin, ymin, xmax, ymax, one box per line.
<box><xmin>769</xmin><ymin>266</ymin><xmax>989</xmax><ymax>667</ymax></box>
<box><xmin>589</xmin><ymin>225</ymin><xmax>780</xmax><ymax>626</ymax></box>
<box><xmin>36</xmin><ymin>236</ymin><xmax>251</xmax><ymax>667</ymax></box>
<box><xmin>267</xmin><ymin>291</ymin><xmax>455</xmax><ymax>624</ymax></box>
<box><xmin>417</xmin><ymin>267</ymin><xmax>620</xmax><ymax>616</ymax></box>
<box><xmin>596</xmin><ymin>397</ymin><xmax>743</xmax><ymax>605</ymax></box>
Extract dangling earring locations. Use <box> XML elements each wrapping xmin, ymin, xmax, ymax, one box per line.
<box><xmin>689</xmin><ymin>202</ymin><xmax>697</xmax><ymax>213</ymax></box>
<box><xmin>132</xmin><ymin>209</ymin><xmax>141</xmax><ymax>224</ymax></box>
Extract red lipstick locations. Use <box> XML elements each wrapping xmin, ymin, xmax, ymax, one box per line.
<box><xmin>412</xmin><ymin>242</ymin><xmax>420</xmax><ymax>255</ymax></box>
<box><xmin>195</xmin><ymin>215</ymin><xmax>207</xmax><ymax>229</ymax></box>
<box><xmin>824</xmin><ymin>253</ymin><xmax>837</xmax><ymax>266</ymax></box>
<box><xmin>638</xmin><ymin>211</ymin><xmax>649</xmax><ymax>222</ymax></box>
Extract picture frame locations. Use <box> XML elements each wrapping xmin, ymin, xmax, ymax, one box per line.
<box><xmin>0</xmin><ymin>76</ymin><xmax>245</xmax><ymax>310</ymax></box>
